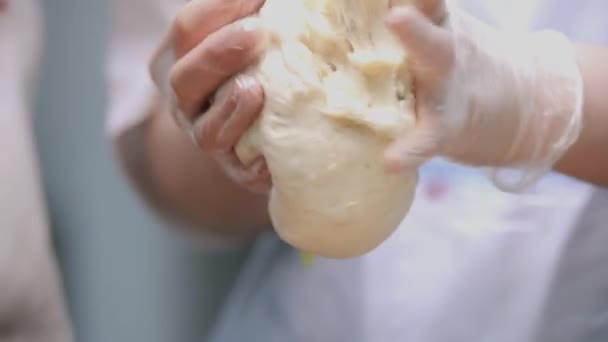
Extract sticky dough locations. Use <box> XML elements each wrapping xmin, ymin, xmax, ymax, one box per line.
<box><xmin>236</xmin><ymin>0</ymin><xmax>418</xmax><ymax>258</ymax></box>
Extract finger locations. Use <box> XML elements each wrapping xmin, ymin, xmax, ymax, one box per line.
<box><xmin>216</xmin><ymin>75</ymin><xmax>265</xmax><ymax>149</ymax></box>
<box><xmin>148</xmin><ymin>0</ymin><xmax>264</xmax><ymax>97</ymax></box>
<box><xmin>214</xmin><ymin>153</ymin><xmax>271</xmax><ymax>194</ymax></box>
<box><xmin>385</xmin><ymin>6</ymin><xmax>452</xmax><ymax>71</ymax></box>
<box><xmin>384</xmin><ymin>113</ymin><xmax>443</xmax><ymax>172</ymax></box>
<box><xmin>412</xmin><ymin>0</ymin><xmax>447</xmax><ymax>24</ymax></box>
<box><xmin>191</xmin><ymin>74</ymin><xmax>264</xmax><ymax>152</ymax></box>
<box><xmin>169</xmin><ymin>17</ymin><xmax>266</xmax><ymax>118</ymax></box>
<box><xmin>172</xmin><ymin>0</ymin><xmax>266</xmax><ymax>58</ymax></box>
<box><xmin>191</xmin><ymin>82</ymin><xmax>240</xmax><ymax>152</ymax></box>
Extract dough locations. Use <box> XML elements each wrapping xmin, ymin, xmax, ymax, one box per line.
<box><xmin>236</xmin><ymin>0</ymin><xmax>418</xmax><ymax>258</ymax></box>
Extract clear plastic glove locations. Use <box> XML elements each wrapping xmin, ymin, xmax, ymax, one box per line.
<box><xmin>384</xmin><ymin>0</ymin><xmax>584</xmax><ymax>191</ymax></box>
<box><xmin>149</xmin><ymin>0</ymin><xmax>271</xmax><ymax>193</ymax></box>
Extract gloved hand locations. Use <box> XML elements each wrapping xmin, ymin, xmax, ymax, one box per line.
<box><xmin>149</xmin><ymin>0</ymin><xmax>271</xmax><ymax>193</ymax></box>
<box><xmin>383</xmin><ymin>0</ymin><xmax>584</xmax><ymax>191</ymax></box>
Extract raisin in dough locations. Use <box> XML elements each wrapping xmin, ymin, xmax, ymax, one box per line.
<box><xmin>235</xmin><ymin>0</ymin><xmax>418</xmax><ymax>258</ymax></box>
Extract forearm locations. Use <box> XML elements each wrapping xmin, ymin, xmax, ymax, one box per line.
<box><xmin>113</xmin><ymin>99</ymin><xmax>270</xmax><ymax>241</ymax></box>
<box><xmin>555</xmin><ymin>45</ymin><xmax>608</xmax><ymax>187</ymax></box>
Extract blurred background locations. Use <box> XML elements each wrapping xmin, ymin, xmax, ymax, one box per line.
<box><xmin>33</xmin><ymin>0</ymin><xmax>249</xmax><ymax>341</ymax></box>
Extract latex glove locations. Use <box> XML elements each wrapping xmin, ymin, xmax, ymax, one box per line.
<box><xmin>384</xmin><ymin>0</ymin><xmax>584</xmax><ymax>191</ymax></box>
<box><xmin>149</xmin><ymin>0</ymin><xmax>271</xmax><ymax>193</ymax></box>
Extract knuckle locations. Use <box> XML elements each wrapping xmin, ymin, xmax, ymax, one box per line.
<box><xmin>206</xmin><ymin>21</ymin><xmax>264</xmax><ymax>70</ymax></box>
<box><xmin>222</xmin><ymin>0</ymin><xmax>265</xmax><ymax>20</ymax></box>
<box><xmin>172</xmin><ymin>7</ymin><xmax>197</xmax><ymax>55</ymax></box>
<box><xmin>167</xmin><ymin>65</ymin><xmax>191</xmax><ymax>113</ymax></box>
<box><xmin>167</xmin><ymin>65</ymin><xmax>181</xmax><ymax>96</ymax></box>
<box><xmin>238</xmin><ymin>0</ymin><xmax>264</xmax><ymax>13</ymax></box>
<box><xmin>205</xmin><ymin>43</ymin><xmax>250</xmax><ymax>75</ymax></box>
<box><xmin>204</xmin><ymin>40</ymin><xmax>226</xmax><ymax>62</ymax></box>
<box><xmin>168</xmin><ymin>62</ymin><xmax>204</xmax><ymax>117</ymax></box>
<box><xmin>192</xmin><ymin>121</ymin><xmax>213</xmax><ymax>151</ymax></box>
<box><xmin>230</xmin><ymin>76</ymin><xmax>264</xmax><ymax>113</ymax></box>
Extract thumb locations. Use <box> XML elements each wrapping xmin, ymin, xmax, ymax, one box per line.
<box><xmin>385</xmin><ymin>6</ymin><xmax>452</xmax><ymax>72</ymax></box>
<box><xmin>384</xmin><ymin>113</ymin><xmax>443</xmax><ymax>173</ymax></box>
<box><xmin>384</xmin><ymin>6</ymin><xmax>452</xmax><ymax>173</ymax></box>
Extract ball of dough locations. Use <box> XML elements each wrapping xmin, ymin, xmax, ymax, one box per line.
<box><xmin>235</xmin><ymin>0</ymin><xmax>418</xmax><ymax>258</ymax></box>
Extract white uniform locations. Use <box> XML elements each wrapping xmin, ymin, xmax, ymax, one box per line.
<box><xmin>0</xmin><ymin>0</ymin><xmax>73</xmax><ymax>340</ymax></box>
<box><xmin>106</xmin><ymin>0</ymin><xmax>608</xmax><ymax>341</ymax></box>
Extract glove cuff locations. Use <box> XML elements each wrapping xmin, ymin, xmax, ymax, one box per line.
<box><xmin>488</xmin><ymin>30</ymin><xmax>584</xmax><ymax>192</ymax></box>
<box><xmin>441</xmin><ymin>4</ymin><xmax>584</xmax><ymax>192</ymax></box>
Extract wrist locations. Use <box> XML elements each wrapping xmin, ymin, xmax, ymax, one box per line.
<box><xmin>488</xmin><ymin>30</ymin><xmax>584</xmax><ymax>191</ymax></box>
<box><xmin>439</xmin><ymin>10</ymin><xmax>583</xmax><ymax>190</ymax></box>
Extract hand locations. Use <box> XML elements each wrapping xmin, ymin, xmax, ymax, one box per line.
<box><xmin>383</xmin><ymin>0</ymin><xmax>583</xmax><ymax>191</ymax></box>
<box><xmin>149</xmin><ymin>0</ymin><xmax>271</xmax><ymax>194</ymax></box>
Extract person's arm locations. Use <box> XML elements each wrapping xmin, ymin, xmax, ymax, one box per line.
<box><xmin>555</xmin><ymin>45</ymin><xmax>608</xmax><ymax>188</ymax></box>
<box><xmin>384</xmin><ymin>3</ymin><xmax>607</xmax><ymax>191</ymax></box>
<box><xmin>113</xmin><ymin>98</ymin><xmax>270</xmax><ymax>241</ymax></box>
<box><xmin>107</xmin><ymin>0</ymin><xmax>270</xmax><ymax>243</ymax></box>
